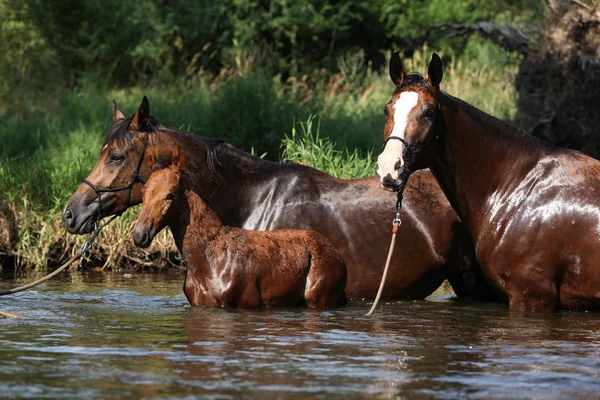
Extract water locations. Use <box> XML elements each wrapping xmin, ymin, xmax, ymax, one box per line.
<box><xmin>1</xmin><ymin>270</ymin><xmax>600</xmax><ymax>399</ymax></box>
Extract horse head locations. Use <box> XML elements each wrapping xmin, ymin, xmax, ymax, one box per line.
<box><xmin>377</xmin><ymin>52</ymin><xmax>444</xmax><ymax>192</ymax></box>
<box><xmin>62</xmin><ymin>97</ymin><xmax>155</xmax><ymax>233</ymax></box>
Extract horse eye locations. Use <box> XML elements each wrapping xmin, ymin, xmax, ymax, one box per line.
<box><xmin>108</xmin><ymin>153</ymin><xmax>125</xmax><ymax>164</ymax></box>
<box><xmin>423</xmin><ymin>109</ymin><xmax>436</xmax><ymax>120</ymax></box>
<box><xmin>383</xmin><ymin>107</ymin><xmax>389</xmax><ymax>117</ymax></box>
<box><xmin>165</xmin><ymin>192</ymin><xmax>175</xmax><ymax>200</ymax></box>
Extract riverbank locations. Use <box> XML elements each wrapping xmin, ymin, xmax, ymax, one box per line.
<box><xmin>0</xmin><ymin>50</ymin><xmax>517</xmax><ymax>270</ymax></box>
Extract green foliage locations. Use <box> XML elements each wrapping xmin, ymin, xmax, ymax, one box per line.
<box><xmin>0</xmin><ymin>0</ymin><xmax>543</xmax><ymax>111</ymax></box>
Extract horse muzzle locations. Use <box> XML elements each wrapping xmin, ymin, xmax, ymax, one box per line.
<box><xmin>62</xmin><ymin>205</ymin><xmax>97</xmax><ymax>234</ymax></box>
<box><xmin>380</xmin><ymin>164</ymin><xmax>410</xmax><ymax>193</ymax></box>
<box><xmin>132</xmin><ymin>226</ymin><xmax>155</xmax><ymax>249</ymax></box>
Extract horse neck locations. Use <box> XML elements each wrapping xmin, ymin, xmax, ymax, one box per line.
<box><xmin>157</xmin><ymin>129</ymin><xmax>270</xmax><ymax>224</ymax></box>
<box><xmin>430</xmin><ymin>95</ymin><xmax>544</xmax><ymax>235</ymax></box>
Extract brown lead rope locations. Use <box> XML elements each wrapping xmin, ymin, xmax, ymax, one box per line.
<box><xmin>366</xmin><ymin>221</ymin><xmax>400</xmax><ymax>316</ymax></box>
<box><xmin>0</xmin><ymin>253</ymin><xmax>83</xmax><ymax>297</ymax></box>
<box><xmin>0</xmin><ymin>213</ymin><xmax>121</xmax><ymax>318</ymax></box>
<box><xmin>366</xmin><ymin>191</ymin><xmax>403</xmax><ymax>316</ymax></box>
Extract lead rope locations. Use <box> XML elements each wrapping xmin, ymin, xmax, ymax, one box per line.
<box><xmin>0</xmin><ymin>213</ymin><xmax>121</xmax><ymax>318</ymax></box>
<box><xmin>366</xmin><ymin>192</ymin><xmax>403</xmax><ymax>316</ymax></box>
<box><xmin>0</xmin><ymin>131</ymin><xmax>150</xmax><ymax>318</ymax></box>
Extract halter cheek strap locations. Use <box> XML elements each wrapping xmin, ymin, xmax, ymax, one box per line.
<box><xmin>82</xmin><ymin>131</ymin><xmax>150</xmax><ymax>222</ymax></box>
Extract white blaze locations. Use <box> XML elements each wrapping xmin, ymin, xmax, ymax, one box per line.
<box><xmin>377</xmin><ymin>92</ymin><xmax>419</xmax><ymax>184</ymax></box>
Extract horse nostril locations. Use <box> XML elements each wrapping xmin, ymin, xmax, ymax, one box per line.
<box><xmin>63</xmin><ymin>209</ymin><xmax>74</xmax><ymax>226</ymax></box>
<box><xmin>141</xmin><ymin>232</ymin><xmax>149</xmax><ymax>245</ymax></box>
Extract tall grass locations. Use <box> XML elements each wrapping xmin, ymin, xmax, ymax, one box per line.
<box><xmin>281</xmin><ymin>115</ymin><xmax>375</xmax><ymax>179</ymax></box>
<box><xmin>0</xmin><ymin>49</ymin><xmax>518</xmax><ymax>269</ymax></box>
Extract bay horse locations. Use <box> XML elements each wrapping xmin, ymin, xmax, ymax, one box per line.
<box><xmin>63</xmin><ymin>97</ymin><xmax>495</xmax><ymax>301</ymax></box>
<box><xmin>133</xmin><ymin>145</ymin><xmax>347</xmax><ymax>308</ymax></box>
<box><xmin>377</xmin><ymin>52</ymin><xmax>600</xmax><ymax>312</ymax></box>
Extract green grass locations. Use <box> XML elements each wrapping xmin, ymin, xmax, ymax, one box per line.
<box><xmin>0</xmin><ymin>49</ymin><xmax>518</xmax><ymax>269</ymax></box>
<box><xmin>281</xmin><ymin>115</ymin><xmax>375</xmax><ymax>179</ymax></box>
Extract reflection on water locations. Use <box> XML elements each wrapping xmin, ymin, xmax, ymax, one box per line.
<box><xmin>1</xmin><ymin>271</ymin><xmax>600</xmax><ymax>399</ymax></box>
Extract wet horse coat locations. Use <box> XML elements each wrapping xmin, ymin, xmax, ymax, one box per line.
<box><xmin>377</xmin><ymin>53</ymin><xmax>600</xmax><ymax>312</ymax></box>
<box><xmin>63</xmin><ymin>97</ymin><xmax>495</xmax><ymax>301</ymax></box>
<box><xmin>133</xmin><ymin>147</ymin><xmax>347</xmax><ymax>308</ymax></box>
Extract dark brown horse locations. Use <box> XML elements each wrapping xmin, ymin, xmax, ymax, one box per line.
<box><xmin>133</xmin><ymin>146</ymin><xmax>347</xmax><ymax>308</ymax></box>
<box><xmin>63</xmin><ymin>97</ymin><xmax>494</xmax><ymax>301</ymax></box>
<box><xmin>377</xmin><ymin>52</ymin><xmax>600</xmax><ymax>312</ymax></box>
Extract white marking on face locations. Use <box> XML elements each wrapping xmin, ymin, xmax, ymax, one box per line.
<box><xmin>391</xmin><ymin>92</ymin><xmax>419</xmax><ymax>141</ymax></box>
<box><xmin>377</xmin><ymin>92</ymin><xmax>419</xmax><ymax>184</ymax></box>
<box><xmin>102</xmin><ymin>144</ymin><xmax>108</xmax><ymax>152</ymax></box>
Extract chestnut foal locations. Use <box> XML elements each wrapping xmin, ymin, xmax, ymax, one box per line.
<box><xmin>132</xmin><ymin>146</ymin><xmax>347</xmax><ymax>309</ymax></box>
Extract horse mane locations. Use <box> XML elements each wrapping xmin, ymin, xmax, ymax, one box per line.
<box><xmin>105</xmin><ymin>116</ymin><xmax>230</xmax><ymax>173</ymax></box>
<box><xmin>104</xmin><ymin>116</ymin><xmax>162</xmax><ymax>150</ymax></box>
<box><xmin>446</xmin><ymin>93</ymin><xmax>559</xmax><ymax>155</ymax></box>
<box><xmin>394</xmin><ymin>73</ymin><xmax>434</xmax><ymax>94</ymax></box>
<box><xmin>396</xmin><ymin>72</ymin><xmax>564</xmax><ymax>156</ymax></box>
<box><xmin>211</xmin><ymin>140</ymin><xmax>271</xmax><ymax>172</ymax></box>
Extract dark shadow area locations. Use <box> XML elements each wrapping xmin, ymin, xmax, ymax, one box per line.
<box><xmin>514</xmin><ymin>1</ymin><xmax>600</xmax><ymax>158</ymax></box>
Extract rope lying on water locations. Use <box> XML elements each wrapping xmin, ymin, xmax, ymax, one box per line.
<box><xmin>0</xmin><ymin>253</ymin><xmax>83</xmax><ymax>319</ymax></box>
<box><xmin>0</xmin><ymin>253</ymin><xmax>82</xmax><ymax>297</ymax></box>
<box><xmin>0</xmin><ymin>214</ymin><xmax>120</xmax><ymax>318</ymax></box>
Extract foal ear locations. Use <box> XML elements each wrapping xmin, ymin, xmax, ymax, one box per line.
<box><xmin>130</xmin><ymin>96</ymin><xmax>150</xmax><ymax>130</ymax></box>
<box><xmin>389</xmin><ymin>52</ymin><xmax>405</xmax><ymax>86</ymax></box>
<box><xmin>427</xmin><ymin>53</ymin><xmax>443</xmax><ymax>88</ymax></box>
<box><xmin>172</xmin><ymin>145</ymin><xmax>186</xmax><ymax>170</ymax></box>
<box><xmin>145</xmin><ymin>151</ymin><xmax>157</xmax><ymax>169</ymax></box>
<box><xmin>113</xmin><ymin>100</ymin><xmax>125</xmax><ymax>121</ymax></box>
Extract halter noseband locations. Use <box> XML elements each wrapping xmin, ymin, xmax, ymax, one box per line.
<box><xmin>82</xmin><ymin>131</ymin><xmax>150</xmax><ymax>223</ymax></box>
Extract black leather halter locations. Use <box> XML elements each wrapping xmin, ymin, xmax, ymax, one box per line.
<box><xmin>82</xmin><ymin>131</ymin><xmax>149</xmax><ymax>222</ymax></box>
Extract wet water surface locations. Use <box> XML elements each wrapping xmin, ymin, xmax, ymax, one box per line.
<box><xmin>1</xmin><ymin>270</ymin><xmax>600</xmax><ymax>399</ymax></box>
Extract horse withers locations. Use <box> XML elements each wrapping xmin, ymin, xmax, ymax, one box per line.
<box><xmin>377</xmin><ymin>51</ymin><xmax>600</xmax><ymax>312</ymax></box>
<box><xmin>133</xmin><ymin>146</ymin><xmax>347</xmax><ymax>309</ymax></box>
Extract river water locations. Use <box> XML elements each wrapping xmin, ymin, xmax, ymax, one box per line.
<box><xmin>1</xmin><ymin>270</ymin><xmax>600</xmax><ymax>399</ymax></box>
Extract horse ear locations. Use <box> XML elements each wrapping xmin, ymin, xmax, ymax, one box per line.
<box><xmin>113</xmin><ymin>100</ymin><xmax>125</xmax><ymax>121</ymax></box>
<box><xmin>172</xmin><ymin>145</ymin><xmax>185</xmax><ymax>170</ymax></box>
<box><xmin>389</xmin><ymin>52</ymin><xmax>405</xmax><ymax>86</ymax></box>
<box><xmin>427</xmin><ymin>53</ymin><xmax>443</xmax><ymax>88</ymax></box>
<box><xmin>130</xmin><ymin>96</ymin><xmax>150</xmax><ymax>130</ymax></box>
<box><xmin>146</xmin><ymin>151</ymin><xmax>157</xmax><ymax>169</ymax></box>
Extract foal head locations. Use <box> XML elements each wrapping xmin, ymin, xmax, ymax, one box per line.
<box><xmin>376</xmin><ymin>52</ymin><xmax>444</xmax><ymax>192</ymax></box>
<box><xmin>132</xmin><ymin>146</ymin><xmax>186</xmax><ymax>248</ymax></box>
